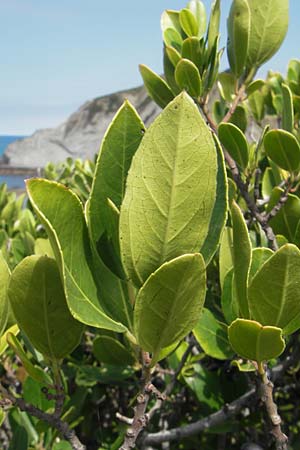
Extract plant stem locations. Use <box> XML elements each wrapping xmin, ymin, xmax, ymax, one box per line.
<box><xmin>257</xmin><ymin>363</ymin><xmax>288</xmax><ymax>450</ymax></box>
<box><xmin>0</xmin><ymin>384</ymin><xmax>85</xmax><ymax>450</ymax></box>
<box><xmin>119</xmin><ymin>352</ymin><xmax>152</xmax><ymax>450</ymax></box>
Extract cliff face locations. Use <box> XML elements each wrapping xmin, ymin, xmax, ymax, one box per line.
<box><xmin>3</xmin><ymin>86</ymin><xmax>160</xmax><ymax>168</ymax></box>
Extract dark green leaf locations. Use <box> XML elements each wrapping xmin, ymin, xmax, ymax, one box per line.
<box><xmin>264</xmin><ymin>129</ymin><xmax>300</xmax><ymax>172</ymax></box>
<box><xmin>218</xmin><ymin>123</ymin><xmax>249</xmax><ymax>169</ymax></box>
<box><xmin>139</xmin><ymin>64</ymin><xmax>174</xmax><ymax>109</ymax></box>
<box><xmin>175</xmin><ymin>59</ymin><xmax>202</xmax><ymax>97</ymax></box>
<box><xmin>231</xmin><ymin>201</ymin><xmax>251</xmax><ymax>318</ymax></box>
<box><xmin>8</xmin><ymin>256</ymin><xmax>84</xmax><ymax>360</ymax></box>
<box><xmin>227</xmin><ymin>0</ymin><xmax>250</xmax><ymax>77</ymax></box>
<box><xmin>193</xmin><ymin>308</ymin><xmax>233</xmax><ymax>360</ymax></box>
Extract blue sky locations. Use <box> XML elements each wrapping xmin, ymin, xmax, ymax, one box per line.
<box><xmin>0</xmin><ymin>0</ymin><xmax>298</xmax><ymax>135</ymax></box>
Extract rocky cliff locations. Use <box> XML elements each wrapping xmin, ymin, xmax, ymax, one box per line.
<box><xmin>3</xmin><ymin>86</ymin><xmax>160</xmax><ymax>168</ymax></box>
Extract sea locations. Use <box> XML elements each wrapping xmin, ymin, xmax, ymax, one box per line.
<box><xmin>0</xmin><ymin>135</ymin><xmax>27</xmax><ymax>190</ymax></box>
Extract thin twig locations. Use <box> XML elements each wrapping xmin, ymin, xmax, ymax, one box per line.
<box><xmin>257</xmin><ymin>364</ymin><xmax>288</xmax><ymax>450</ymax></box>
<box><xmin>141</xmin><ymin>388</ymin><xmax>256</xmax><ymax>445</ymax></box>
<box><xmin>0</xmin><ymin>385</ymin><xmax>85</xmax><ymax>450</ymax></box>
<box><xmin>119</xmin><ymin>352</ymin><xmax>153</xmax><ymax>450</ymax></box>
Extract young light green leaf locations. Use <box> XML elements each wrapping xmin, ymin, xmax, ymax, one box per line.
<box><xmin>227</xmin><ymin>0</ymin><xmax>250</xmax><ymax>77</ymax></box>
<box><xmin>7</xmin><ymin>333</ymin><xmax>51</xmax><ymax>385</ymax></box>
<box><xmin>34</xmin><ymin>238</ymin><xmax>54</xmax><ymax>258</ymax></box>
<box><xmin>217</xmin><ymin>72</ymin><xmax>236</xmax><ymax>102</ymax></box>
<box><xmin>179</xmin><ymin>8</ymin><xmax>199</xmax><ymax>37</ymax></box>
<box><xmin>264</xmin><ymin>130</ymin><xmax>300</xmax><ymax>172</ymax></box>
<box><xmin>161</xmin><ymin>10</ymin><xmax>182</xmax><ymax>35</ymax></box>
<box><xmin>120</xmin><ymin>93</ymin><xmax>219</xmax><ymax>286</ymax></box>
<box><xmin>87</xmin><ymin>100</ymin><xmax>144</xmax><ymax>246</ymax></box>
<box><xmin>163</xmin><ymin>47</ymin><xmax>182</xmax><ymax>95</ymax></box>
<box><xmin>231</xmin><ymin>201</ymin><xmax>251</xmax><ymax>318</ymax></box>
<box><xmin>207</xmin><ymin>0</ymin><xmax>221</xmax><ymax>56</ymax></box>
<box><xmin>8</xmin><ymin>255</ymin><xmax>84</xmax><ymax>360</ymax></box>
<box><xmin>186</xmin><ymin>0</ymin><xmax>206</xmax><ymax>37</ymax></box>
<box><xmin>93</xmin><ymin>335</ymin><xmax>135</xmax><ymax>366</ymax></box>
<box><xmin>248</xmin><ymin>244</ymin><xmax>300</xmax><ymax>334</ymax></box>
<box><xmin>0</xmin><ymin>252</ymin><xmax>10</xmax><ymax>337</ymax></box>
<box><xmin>26</xmin><ymin>179</ymin><xmax>127</xmax><ymax>332</ymax></box>
<box><xmin>134</xmin><ymin>253</ymin><xmax>206</xmax><ymax>359</ymax></box>
<box><xmin>166</xmin><ymin>45</ymin><xmax>181</xmax><ymax>67</ymax></box>
<box><xmin>193</xmin><ymin>308</ymin><xmax>233</xmax><ymax>360</ymax></box>
<box><xmin>0</xmin><ymin>324</ymin><xmax>18</xmax><ymax>356</ymax></box>
<box><xmin>246</xmin><ymin>0</ymin><xmax>289</xmax><ymax>70</ymax></box>
<box><xmin>228</xmin><ymin>319</ymin><xmax>285</xmax><ymax>362</ymax></box>
<box><xmin>139</xmin><ymin>64</ymin><xmax>174</xmax><ymax>109</ymax></box>
<box><xmin>175</xmin><ymin>59</ymin><xmax>202</xmax><ymax>97</ymax></box>
<box><xmin>218</xmin><ymin>123</ymin><xmax>249</xmax><ymax>170</ymax></box>
<box><xmin>282</xmin><ymin>83</ymin><xmax>294</xmax><ymax>132</ymax></box>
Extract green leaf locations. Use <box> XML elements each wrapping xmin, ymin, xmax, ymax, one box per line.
<box><xmin>26</xmin><ymin>179</ymin><xmax>127</xmax><ymax>332</ymax></box>
<box><xmin>8</xmin><ymin>256</ymin><xmax>84</xmax><ymax>360</ymax></box>
<box><xmin>246</xmin><ymin>79</ymin><xmax>265</xmax><ymax>96</ymax></box>
<box><xmin>93</xmin><ymin>335</ymin><xmax>135</xmax><ymax>366</ymax></box>
<box><xmin>181</xmin><ymin>37</ymin><xmax>202</xmax><ymax>67</ymax></box>
<box><xmin>0</xmin><ymin>252</ymin><xmax>10</xmax><ymax>337</ymax></box>
<box><xmin>218</xmin><ymin>123</ymin><xmax>249</xmax><ymax>170</ymax></box>
<box><xmin>7</xmin><ymin>333</ymin><xmax>52</xmax><ymax>385</ymax></box>
<box><xmin>249</xmin><ymin>248</ymin><xmax>273</xmax><ymax>284</ymax></box>
<box><xmin>268</xmin><ymin>188</ymin><xmax>300</xmax><ymax>243</ymax></box>
<box><xmin>248</xmin><ymin>244</ymin><xmax>300</xmax><ymax>334</ymax></box>
<box><xmin>120</xmin><ymin>93</ymin><xmax>219</xmax><ymax>286</ymax></box>
<box><xmin>217</xmin><ymin>72</ymin><xmax>236</xmax><ymax>102</ymax></box>
<box><xmin>163</xmin><ymin>47</ymin><xmax>181</xmax><ymax>95</ymax></box>
<box><xmin>134</xmin><ymin>253</ymin><xmax>206</xmax><ymax>359</ymax></box>
<box><xmin>184</xmin><ymin>364</ymin><xmax>223</xmax><ymax>410</ymax></box>
<box><xmin>221</xmin><ymin>268</ymin><xmax>239</xmax><ymax>324</ymax></box>
<box><xmin>264</xmin><ymin>130</ymin><xmax>300</xmax><ymax>172</ymax></box>
<box><xmin>207</xmin><ymin>0</ymin><xmax>221</xmax><ymax>56</ymax></box>
<box><xmin>0</xmin><ymin>324</ymin><xmax>19</xmax><ymax>356</ymax></box>
<box><xmin>231</xmin><ymin>201</ymin><xmax>251</xmax><ymax>318</ymax></box>
<box><xmin>34</xmin><ymin>238</ymin><xmax>54</xmax><ymax>258</ymax></box>
<box><xmin>163</xmin><ymin>28</ymin><xmax>183</xmax><ymax>52</ymax></box>
<box><xmin>186</xmin><ymin>0</ymin><xmax>206</xmax><ymax>37</ymax></box>
<box><xmin>219</xmin><ymin>227</ymin><xmax>233</xmax><ymax>290</ymax></box>
<box><xmin>264</xmin><ymin>129</ymin><xmax>300</xmax><ymax>172</ymax></box>
<box><xmin>175</xmin><ymin>59</ymin><xmax>202</xmax><ymax>97</ymax></box>
<box><xmin>246</xmin><ymin>0</ymin><xmax>289</xmax><ymax>70</ymax></box>
<box><xmin>248</xmin><ymin>90</ymin><xmax>265</xmax><ymax>122</ymax></box>
<box><xmin>161</xmin><ymin>10</ymin><xmax>182</xmax><ymax>35</ymax></box>
<box><xmin>193</xmin><ymin>308</ymin><xmax>233</xmax><ymax>360</ymax></box>
<box><xmin>282</xmin><ymin>83</ymin><xmax>294</xmax><ymax>132</ymax></box>
<box><xmin>139</xmin><ymin>64</ymin><xmax>174</xmax><ymax>109</ymax></box>
<box><xmin>165</xmin><ymin>45</ymin><xmax>181</xmax><ymax>67</ymax></box>
<box><xmin>229</xmin><ymin>105</ymin><xmax>248</xmax><ymax>132</ymax></box>
<box><xmin>228</xmin><ymin>318</ymin><xmax>285</xmax><ymax>363</ymax></box>
<box><xmin>179</xmin><ymin>8</ymin><xmax>199</xmax><ymax>37</ymax></box>
<box><xmin>227</xmin><ymin>0</ymin><xmax>250</xmax><ymax>77</ymax></box>
<box><xmin>200</xmin><ymin>136</ymin><xmax>227</xmax><ymax>265</ymax></box>
<box><xmin>87</xmin><ymin>101</ymin><xmax>144</xmax><ymax>246</ymax></box>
